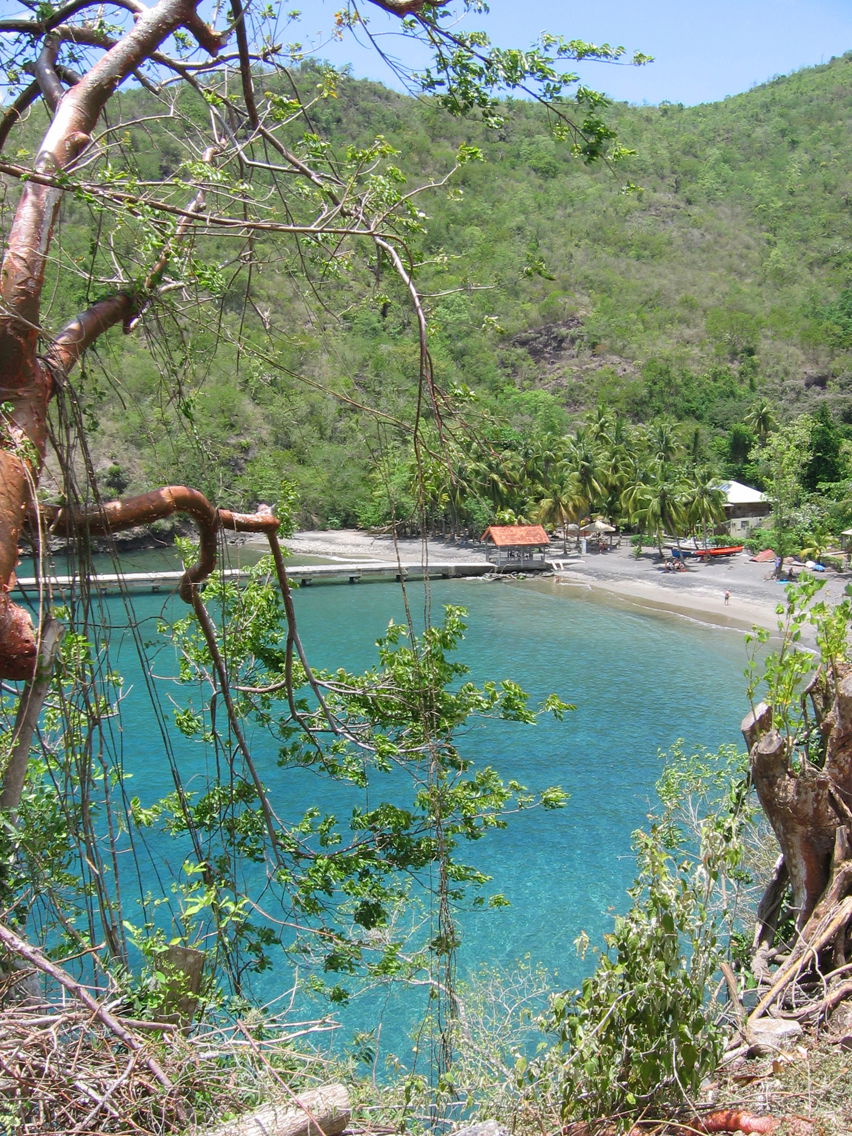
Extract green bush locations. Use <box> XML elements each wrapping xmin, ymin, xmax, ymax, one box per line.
<box><xmin>542</xmin><ymin>834</ymin><xmax>725</xmax><ymax>1129</ymax></box>
<box><xmin>532</xmin><ymin>743</ymin><xmax>751</xmax><ymax>1132</ymax></box>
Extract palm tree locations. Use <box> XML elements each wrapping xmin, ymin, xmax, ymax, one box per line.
<box><xmin>585</xmin><ymin>405</ymin><xmax>617</xmax><ymax>444</ymax></box>
<box><xmin>470</xmin><ymin>446</ymin><xmax>525</xmax><ymax>514</ymax></box>
<box><xmin>535</xmin><ymin>474</ymin><xmax>585</xmax><ymax>552</ymax></box>
<box><xmin>645</xmin><ymin>420</ymin><xmax>683</xmax><ymax>466</ymax></box>
<box><xmin>519</xmin><ymin>434</ymin><xmax>566</xmax><ymax>501</ymax></box>
<box><xmin>617</xmin><ymin>453</ymin><xmax>651</xmax><ymax>531</ymax></box>
<box><xmin>633</xmin><ymin>466</ymin><xmax>689</xmax><ymax>554</ymax></box>
<box><xmin>563</xmin><ymin>436</ymin><xmax>606</xmax><ymax>516</ymax></box>
<box><xmin>745</xmin><ymin>402</ymin><xmax>778</xmax><ymax>445</ymax></box>
<box><xmin>594</xmin><ymin>417</ymin><xmax>637</xmax><ymax>524</ymax></box>
<box><xmin>413</xmin><ymin>449</ymin><xmax>452</xmax><ymax>533</ymax></box>
<box><xmin>685</xmin><ymin>474</ymin><xmax>727</xmax><ymax>546</ymax></box>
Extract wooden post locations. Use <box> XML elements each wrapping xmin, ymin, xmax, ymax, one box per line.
<box><xmin>153</xmin><ymin>943</ymin><xmax>205</xmax><ymax>1026</ymax></box>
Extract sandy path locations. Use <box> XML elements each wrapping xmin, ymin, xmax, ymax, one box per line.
<box><xmin>280</xmin><ymin>530</ymin><xmax>849</xmax><ymax>638</ymax></box>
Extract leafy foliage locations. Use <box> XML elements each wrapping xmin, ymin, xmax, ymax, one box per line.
<box><xmin>3</xmin><ymin>561</ymin><xmax>570</xmax><ymax>1006</ymax></box>
<box><xmin>533</xmin><ymin>741</ymin><xmax>751</xmax><ymax>1131</ymax></box>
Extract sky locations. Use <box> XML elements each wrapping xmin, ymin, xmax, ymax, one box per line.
<box><xmin>0</xmin><ymin>0</ymin><xmax>846</xmax><ymax>106</ymax></box>
<box><xmin>307</xmin><ymin>0</ymin><xmax>852</xmax><ymax>107</ymax></box>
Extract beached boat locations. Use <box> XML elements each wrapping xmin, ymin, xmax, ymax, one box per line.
<box><xmin>670</xmin><ymin>544</ymin><xmax>745</xmax><ymax>560</ymax></box>
<box><xmin>691</xmin><ymin>545</ymin><xmax>744</xmax><ymax>558</ymax></box>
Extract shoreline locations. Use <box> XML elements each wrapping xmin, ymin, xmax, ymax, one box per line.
<box><xmin>281</xmin><ymin>529</ymin><xmax>850</xmax><ymax>640</ymax></box>
<box><xmin>546</xmin><ymin>573</ymin><xmax>784</xmax><ymax>638</ymax></box>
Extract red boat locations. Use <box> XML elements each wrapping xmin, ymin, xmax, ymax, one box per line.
<box><xmin>690</xmin><ymin>545</ymin><xmax>744</xmax><ymax>558</ymax></box>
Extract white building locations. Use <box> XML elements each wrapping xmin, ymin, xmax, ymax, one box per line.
<box><xmin>716</xmin><ymin>480</ymin><xmax>771</xmax><ymax>538</ymax></box>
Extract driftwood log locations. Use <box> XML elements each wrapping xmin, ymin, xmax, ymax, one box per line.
<box><xmin>198</xmin><ymin>1083</ymin><xmax>351</xmax><ymax>1136</ymax></box>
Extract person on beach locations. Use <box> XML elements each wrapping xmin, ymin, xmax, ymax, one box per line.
<box><xmin>724</xmin><ymin>590</ymin><xmax>730</xmax><ymax>605</ymax></box>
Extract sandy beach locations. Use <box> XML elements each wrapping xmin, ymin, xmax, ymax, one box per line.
<box><xmin>282</xmin><ymin>529</ymin><xmax>850</xmax><ymax>640</ymax></box>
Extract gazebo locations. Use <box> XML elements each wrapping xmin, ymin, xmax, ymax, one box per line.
<box><xmin>481</xmin><ymin>525</ymin><xmax>550</xmax><ymax>571</ymax></box>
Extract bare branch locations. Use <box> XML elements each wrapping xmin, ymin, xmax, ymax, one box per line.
<box><xmin>229</xmin><ymin>0</ymin><xmax>260</xmax><ymax>130</ymax></box>
<box><xmin>0</xmin><ymin>158</ymin><xmax>388</xmax><ymax>238</ymax></box>
<box><xmin>0</xmin><ymin>616</ymin><xmax>63</xmax><ymax>814</ymax></box>
<box><xmin>36</xmin><ymin>488</ymin><xmax>280</xmax><ymax>601</ymax></box>
<box><xmin>0</xmin><ymin>0</ymin><xmax>142</xmax><ymax>37</ymax></box>
<box><xmin>0</xmin><ymin>919</ymin><xmax>180</xmax><ymax>1106</ymax></box>
<box><xmin>364</xmin><ymin>0</ymin><xmax>450</xmax><ymax>16</ymax></box>
<box><xmin>0</xmin><ymin>80</ymin><xmax>40</xmax><ymax>153</ymax></box>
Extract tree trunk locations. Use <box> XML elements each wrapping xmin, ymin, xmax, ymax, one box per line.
<box><xmin>742</xmin><ymin>710</ymin><xmax>840</xmax><ymax>927</ymax></box>
<box><xmin>742</xmin><ymin>667</ymin><xmax>852</xmax><ymax>1010</ymax></box>
<box><xmin>0</xmin><ymin>0</ymin><xmax>224</xmax><ymax>680</ymax></box>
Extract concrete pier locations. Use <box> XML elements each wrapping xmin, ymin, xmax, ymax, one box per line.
<box><xmin>12</xmin><ymin>560</ymin><xmax>502</xmax><ymax>597</ymax></box>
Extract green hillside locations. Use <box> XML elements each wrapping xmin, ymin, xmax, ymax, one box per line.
<box><xmin>29</xmin><ymin>52</ymin><xmax>852</xmax><ymax>528</ymax></box>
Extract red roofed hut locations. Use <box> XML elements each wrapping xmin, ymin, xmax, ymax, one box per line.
<box><xmin>481</xmin><ymin>525</ymin><xmax>550</xmax><ymax>571</ymax></box>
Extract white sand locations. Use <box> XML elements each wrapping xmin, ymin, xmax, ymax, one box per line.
<box><xmin>553</xmin><ymin>545</ymin><xmax>848</xmax><ymax>639</ymax></box>
<box><xmin>278</xmin><ymin>530</ymin><xmax>849</xmax><ymax>639</ymax></box>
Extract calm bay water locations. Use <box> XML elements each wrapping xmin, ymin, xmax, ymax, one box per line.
<box><xmin>286</xmin><ymin>575</ymin><xmax>751</xmax><ymax>968</ymax></box>
<box><xmin>22</xmin><ymin>562</ymin><xmax>754</xmax><ymax>1051</ymax></box>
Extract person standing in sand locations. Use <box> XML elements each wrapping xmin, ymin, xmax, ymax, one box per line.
<box><xmin>724</xmin><ymin>590</ymin><xmax>730</xmax><ymax>605</ymax></box>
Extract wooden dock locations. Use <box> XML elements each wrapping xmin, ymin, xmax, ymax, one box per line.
<box><xmin>12</xmin><ymin>560</ymin><xmax>500</xmax><ymax>597</ymax></box>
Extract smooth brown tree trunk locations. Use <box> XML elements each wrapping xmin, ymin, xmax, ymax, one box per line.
<box><xmin>0</xmin><ymin>0</ymin><xmax>224</xmax><ymax>680</ymax></box>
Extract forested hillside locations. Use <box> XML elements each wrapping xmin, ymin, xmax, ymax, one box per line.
<box><xmin>16</xmin><ymin>52</ymin><xmax>852</xmax><ymax>527</ymax></box>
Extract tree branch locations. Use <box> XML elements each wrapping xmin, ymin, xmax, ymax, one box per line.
<box><xmin>37</xmin><ymin>489</ymin><xmax>280</xmax><ymax>601</ymax></box>
<box><xmin>0</xmin><ymin>918</ymin><xmax>181</xmax><ymax>1108</ymax></box>
<box><xmin>32</xmin><ymin>32</ymin><xmax>66</xmax><ymax>110</ymax></box>
<box><xmin>365</xmin><ymin>0</ymin><xmax>449</xmax><ymax>15</ymax></box>
<box><xmin>0</xmin><ymin>616</ymin><xmax>63</xmax><ymax>813</ymax></box>
<box><xmin>0</xmin><ymin>0</ymin><xmax>142</xmax><ymax>37</ymax></box>
<box><xmin>229</xmin><ymin>0</ymin><xmax>260</xmax><ymax>130</ymax></box>
<box><xmin>0</xmin><ymin>80</ymin><xmax>40</xmax><ymax>153</ymax></box>
<box><xmin>44</xmin><ymin>292</ymin><xmax>137</xmax><ymax>378</ymax></box>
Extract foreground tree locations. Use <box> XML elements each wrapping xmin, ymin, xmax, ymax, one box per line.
<box><xmin>0</xmin><ymin>0</ymin><xmax>647</xmax><ymax>1082</ymax></box>
<box><xmin>0</xmin><ymin>0</ymin><xmax>642</xmax><ymax>680</ymax></box>
<box><xmin>742</xmin><ymin>581</ymin><xmax>852</xmax><ymax>1027</ymax></box>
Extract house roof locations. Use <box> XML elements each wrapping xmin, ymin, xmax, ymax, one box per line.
<box><xmin>716</xmin><ymin>479</ymin><xmax>768</xmax><ymax>505</ymax></box>
<box><xmin>481</xmin><ymin>524</ymin><xmax>550</xmax><ymax>547</ymax></box>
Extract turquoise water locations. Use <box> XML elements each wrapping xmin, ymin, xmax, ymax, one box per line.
<box><xmin>287</xmin><ymin>576</ymin><xmax>750</xmax><ymax>965</ymax></box>
<box><xmin>18</xmin><ymin>567</ymin><xmax>754</xmax><ymax>1050</ymax></box>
